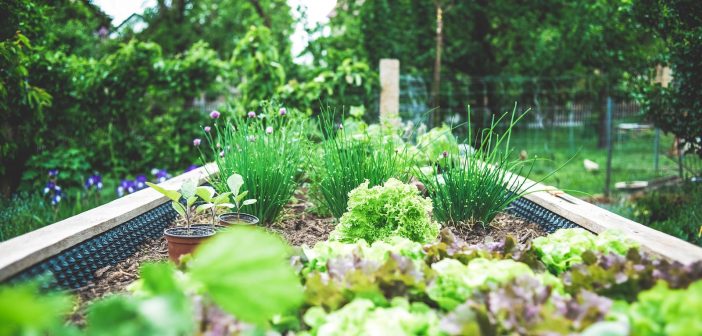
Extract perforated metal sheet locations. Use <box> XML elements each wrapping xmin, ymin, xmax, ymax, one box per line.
<box><xmin>5</xmin><ymin>202</ymin><xmax>176</xmax><ymax>289</ymax></box>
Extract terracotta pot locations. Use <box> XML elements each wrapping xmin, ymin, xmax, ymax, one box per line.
<box><xmin>218</xmin><ymin>212</ymin><xmax>259</xmax><ymax>226</ymax></box>
<box><xmin>164</xmin><ymin>225</ymin><xmax>216</xmax><ymax>262</ymax></box>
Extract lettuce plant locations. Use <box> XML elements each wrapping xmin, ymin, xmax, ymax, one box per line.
<box><xmin>532</xmin><ymin>228</ymin><xmax>638</xmax><ymax>274</ymax></box>
<box><xmin>329</xmin><ymin>178</ymin><xmax>439</xmax><ymax>243</ymax></box>
<box><xmin>303</xmin><ymin>298</ymin><xmax>442</xmax><ymax>336</ymax></box>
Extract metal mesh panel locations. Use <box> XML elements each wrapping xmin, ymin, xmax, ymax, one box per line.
<box><xmin>507</xmin><ymin>197</ymin><xmax>583</xmax><ymax>233</ymax></box>
<box><xmin>4</xmin><ymin>202</ymin><xmax>176</xmax><ymax>290</ymax></box>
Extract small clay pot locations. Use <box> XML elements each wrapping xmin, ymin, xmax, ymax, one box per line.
<box><xmin>218</xmin><ymin>212</ymin><xmax>259</xmax><ymax>226</ymax></box>
<box><xmin>164</xmin><ymin>225</ymin><xmax>216</xmax><ymax>262</ymax></box>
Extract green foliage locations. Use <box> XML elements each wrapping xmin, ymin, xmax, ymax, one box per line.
<box><xmin>205</xmin><ymin>110</ymin><xmax>305</xmax><ymax>224</ymax></box>
<box><xmin>0</xmin><ymin>281</ymin><xmax>74</xmax><ymax>335</ymax></box>
<box><xmin>330</xmin><ymin>179</ymin><xmax>439</xmax><ymax>244</ymax></box>
<box><xmin>189</xmin><ymin>227</ymin><xmax>304</xmax><ymax>325</ymax></box>
<box><xmin>231</xmin><ymin>26</ymin><xmax>287</xmax><ymax>113</ymax></box>
<box><xmin>630</xmin><ymin>185</ymin><xmax>702</xmax><ymax>247</ymax></box>
<box><xmin>426</xmin><ymin>258</ymin><xmax>555</xmax><ymax>310</ymax></box>
<box><xmin>419</xmin><ymin>108</ymin><xmax>537</xmax><ymax>228</ymax></box>
<box><xmin>616</xmin><ymin>280</ymin><xmax>702</xmax><ymax>336</ymax></box>
<box><xmin>532</xmin><ymin>228</ymin><xmax>638</xmax><ymax>274</ymax></box>
<box><xmin>146</xmin><ymin>179</ymin><xmax>198</xmax><ymax>228</ymax></box>
<box><xmin>303</xmin><ymin>298</ymin><xmax>442</xmax><ymax>336</ymax></box>
<box><xmin>416</xmin><ymin>125</ymin><xmax>459</xmax><ymax>164</ymax></box>
<box><xmin>314</xmin><ymin>112</ymin><xmax>411</xmax><ymax>219</ymax></box>
<box><xmin>634</xmin><ymin>0</ymin><xmax>702</xmax><ymax>157</ymax></box>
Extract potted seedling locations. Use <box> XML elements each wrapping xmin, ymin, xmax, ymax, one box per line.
<box><xmin>146</xmin><ymin>179</ymin><xmax>214</xmax><ymax>262</ymax></box>
<box><xmin>194</xmin><ymin>185</ymin><xmax>234</xmax><ymax>231</ymax></box>
<box><xmin>218</xmin><ymin>174</ymin><xmax>259</xmax><ymax>226</ymax></box>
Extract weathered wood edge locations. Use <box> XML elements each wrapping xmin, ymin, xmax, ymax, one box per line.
<box><xmin>0</xmin><ymin>163</ymin><xmax>219</xmax><ymax>281</ymax></box>
<box><xmin>507</xmin><ymin>170</ymin><xmax>702</xmax><ymax>265</ymax></box>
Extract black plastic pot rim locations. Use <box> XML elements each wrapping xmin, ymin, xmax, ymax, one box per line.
<box><xmin>164</xmin><ymin>225</ymin><xmax>216</xmax><ymax>238</ymax></box>
<box><xmin>218</xmin><ymin>212</ymin><xmax>259</xmax><ymax>224</ymax></box>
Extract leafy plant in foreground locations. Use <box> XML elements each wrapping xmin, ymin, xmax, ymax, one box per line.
<box><xmin>329</xmin><ymin>178</ymin><xmax>439</xmax><ymax>243</ymax></box>
<box><xmin>314</xmin><ymin>111</ymin><xmax>411</xmax><ymax>219</ymax></box>
<box><xmin>419</xmin><ymin>107</ymin><xmax>542</xmax><ymax>229</ymax></box>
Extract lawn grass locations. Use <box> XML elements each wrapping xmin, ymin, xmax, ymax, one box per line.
<box><xmin>506</xmin><ymin>126</ymin><xmax>679</xmax><ymax>196</ymax></box>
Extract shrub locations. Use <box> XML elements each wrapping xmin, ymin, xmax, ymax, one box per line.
<box><xmin>329</xmin><ymin>178</ymin><xmax>439</xmax><ymax>243</ymax></box>
<box><xmin>313</xmin><ymin>112</ymin><xmax>411</xmax><ymax>219</ymax></box>
<box><xmin>419</xmin><ymin>107</ymin><xmax>542</xmax><ymax>229</ymax></box>
<box><xmin>202</xmin><ymin>106</ymin><xmax>305</xmax><ymax>224</ymax></box>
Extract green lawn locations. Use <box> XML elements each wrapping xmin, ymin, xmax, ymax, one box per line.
<box><xmin>507</xmin><ymin>126</ymin><xmax>679</xmax><ymax>197</ymax></box>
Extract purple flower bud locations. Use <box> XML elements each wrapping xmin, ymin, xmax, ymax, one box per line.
<box><xmin>247</xmin><ymin>111</ymin><xmax>256</xmax><ymax>118</ymax></box>
<box><xmin>204</xmin><ymin>126</ymin><xmax>211</xmax><ymax>133</ymax></box>
<box><xmin>219</xmin><ymin>151</ymin><xmax>225</xmax><ymax>158</ymax></box>
<box><xmin>265</xmin><ymin>126</ymin><xmax>273</xmax><ymax>134</ymax></box>
<box><xmin>442</xmin><ymin>151</ymin><xmax>449</xmax><ymax>158</ymax></box>
<box><xmin>51</xmin><ymin>194</ymin><xmax>61</xmax><ymax>205</ymax></box>
<box><xmin>193</xmin><ymin>138</ymin><xmax>202</xmax><ymax>146</ymax></box>
<box><xmin>279</xmin><ymin>107</ymin><xmax>287</xmax><ymax>116</ymax></box>
<box><xmin>210</xmin><ymin>110</ymin><xmax>221</xmax><ymax>119</ymax></box>
<box><xmin>48</xmin><ymin>169</ymin><xmax>59</xmax><ymax>177</ymax></box>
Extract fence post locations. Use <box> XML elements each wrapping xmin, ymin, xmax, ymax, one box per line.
<box><xmin>604</xmin><ymin>96</ymin><xmax>613</xmax><ymax>197</ymax></box>
<box><xmin>379</xmin><ymin>59</ymin><xmax>400</xmax><ymax>120</ymax></box>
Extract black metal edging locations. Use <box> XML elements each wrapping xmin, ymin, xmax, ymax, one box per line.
<box><xmin>5</xmin><ymin>202</ymin><xmax>176</xmax><ymax>290</ymax></box>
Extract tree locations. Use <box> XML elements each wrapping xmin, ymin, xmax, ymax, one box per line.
<box><xmin>634</xmin><ymin>0</ymin><xmax>702</xmax><ymax>157</ymax></box>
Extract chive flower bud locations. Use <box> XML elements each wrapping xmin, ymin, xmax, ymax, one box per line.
<box><xmin>279</xmin><ymin>108</ymin><xmax>287</xmax><ymax>116</ymax></box>
<box><xmin>204</xmin><ymin>126</ymin><xmax>211</xmax><ymax>133</ymax></box>
<box><xmin>266</xmin><ymin>126</ymin><xmax>273</xmax><ymax>134</ymax></box>
<box><xmin>193</xmin><ymin>138</ymin><xmax>202</xmax><ymax>146</ymax></box>
<box><xmin>210</xmin><ymin>110</ymin><xmax>221</xmax><ymax>119</ymax></box>
<box><xmin>247</xmin><ymin>111</ymin><xmax>256</xmax><ymax>118</ymax></box>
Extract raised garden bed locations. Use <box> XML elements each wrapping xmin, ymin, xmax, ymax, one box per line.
<box><xmin>0</xmin><ymin>163</ymin><xmax>702</xmax><ymax>334</ymax></box>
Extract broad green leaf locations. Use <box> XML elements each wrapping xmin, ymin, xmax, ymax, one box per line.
<box><xmin>196</xmin><ymin>203</ymin><xmax>215</xmax><ymax>213</ymax></box>
<box><xmin>172</xmin><ymin>201</ymin><xmax>186</xmax><ymax>218</ymax></box>
<box><xmin>189</xmin><ymin>227</ymin><xmax>303</xmax><ymax>325</ymax></box>
<box><xmin>0</xmin><ymin>282</ymin><xmax>73</xmax><ymax>336</ymax></box>
<box><xmin>180</xmin><ymin>179</ymin><xmax>198</xmax><ymax>200</ymax></box>
<box><xmin>226</xmin><ymin>174</ymin><xmax>244</xmax><ymax>196</ymax></box>
<box><xmin>147</xmin><ymin>182</ymin><xmax>181</xmax><ymax>202</ymax></box>
<box><xmin>216</xmin><ymin>203</ymin><xmax>235</xmax><ymax>209</ymax></box>
<box><xmin>242</xmin><ymin>199</ymin><xmax>257</xmax><ymax>206</ymax></box>
<box><xmin>234</xmin><ymin>190</ymin><xmax>249</xmax><ymax>203</ymax></box>
<box><xmin>213</xmin><ymin>192</ymin><xmax>232</xmax><ymax>205</ymax></box>
<box><xmin>186</xmin><ymin>196</ymin><xmax>198</xmax><ymax>208</ymax></box>
<box><xmin>195</xmin><ymin>186</ymin><xmax>216</xmax><ymax>202</ymax></box>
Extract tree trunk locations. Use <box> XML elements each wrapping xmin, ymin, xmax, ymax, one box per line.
<box><xmin>249</xmin><ymin>0</ymin><xmax>272</xmax><ymax>28</ymax></box>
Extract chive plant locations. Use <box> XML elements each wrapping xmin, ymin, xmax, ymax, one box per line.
<box><xmin>199</xmin><ymin>108</ymin><xmax>305</xmax><ymax>224</ymax></box>
<box><xmin>419</xmin><ymin>106</ymin><xmax>543</xmax><ymax>229</ymax></box>
<box><xmin>313</xmin><ymin>111</ymin><xmax>412</xmax><ymax>219</ymax></box>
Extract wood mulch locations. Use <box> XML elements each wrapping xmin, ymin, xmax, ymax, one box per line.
<box><xmin>68</xmin><ymin>190</ymin><xmax>546</xmax><ymax>324</ymax></box>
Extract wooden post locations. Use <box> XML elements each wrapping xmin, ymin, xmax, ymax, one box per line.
<box><xmin>379</xmin><ymin>59</ymin><xmax>400</xmax><ymax>119</ymax></box>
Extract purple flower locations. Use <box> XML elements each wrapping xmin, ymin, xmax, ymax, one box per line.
<box><xmin>279</xmin><ymin>107</ymin><xmax>287</xmax><ymax>116</ymax></box>
<box><xmin>193</xmin><ymin>138</ymin><xmax>202</xmax><ymax>146</ymax></box>
<box><xmin>153</xmin><ymin>169</ymin><xmax>170</xmax><ymax>183</ymax></box>
<box><xmin>85</xmin><ymin>174</ymin><xmax>103</xmax><ymax>190</ymax></box>
<box><xmin>51</xmin><ymin>194</ymin><xmax>62</xmax><ymax>206</ymax></box>
<box><xmin>48</xmin><ymin>169</ymin><xmax>59</xmax><ymax>177</ymax></box>
<box><xmin>442</xmin><ymin>151</ymin><xmax>449</xmax><ymax>158</ymax></box>
<box><xmin>210</xmin><ymin>110</ymin><xmax>221</xmax><ymax>119</ymax></box>
<box><xmin>135</xmin><ymin>175</ymin><xmax>147</xmax><ymax>190</ymax></box>
<box><xmin>265</xmin><ymin>126</ymin><xmax>273</xmax><ymax>134</ymax></box>
<box><xmin>204</xmin><ymin>126</ymin><xmax>211</xmax><ymax>133</ymax></box>
<box><xmin>185</xmin><ymin>164</ymin><xmax>199</xmax><ymax>172</ymax></box>
<box><xmin>247</xmin><ymin>111</ymin><xmax>256</xmax><ymax>118</ymax></box>
<box><xmin>117</xmin><ymin>179</ymin><xmax>135</xmax><ymax>197</ymax></box>
<box><xmin>219</xmin><ymin>151</ymin><xmax>225</xmax><ymax>158</ymax></box>
<box><xmin>43</xmin><ymin>181</ymin><xmax>56</xmax><ymax>195</ymax></box>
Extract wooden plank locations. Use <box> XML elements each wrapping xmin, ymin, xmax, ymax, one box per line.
<box><xmin>0</xmin><ymin>163</ymin><xmax>219</xmax><ymax>281</ymax></box>
<box><xmin>506</xmin><ymin>170</ymin><xmax>702</xmax><ymax>265</ymax></box>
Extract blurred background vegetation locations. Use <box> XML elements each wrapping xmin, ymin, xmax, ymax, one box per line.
<box><xmin>1</xmin><ymin>0</ymin><xmax>700</xmax><ymax>243</ymax></box>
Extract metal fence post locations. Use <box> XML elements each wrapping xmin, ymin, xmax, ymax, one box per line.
<box><xmin>604</xmin><ymin>96</ymin><xmax>613</xmax><ymax>197</ymax></box>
